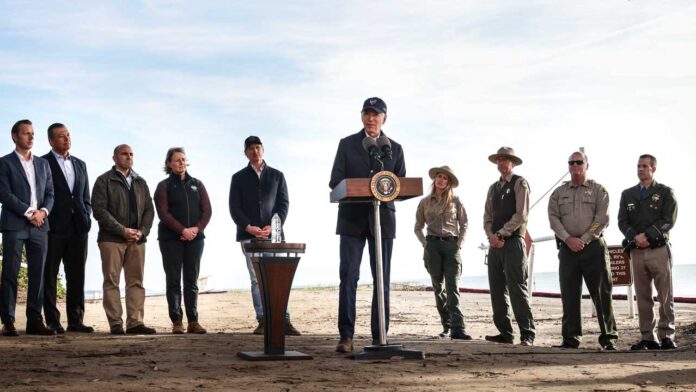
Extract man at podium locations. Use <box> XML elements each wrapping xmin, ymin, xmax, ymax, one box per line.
<box><xmin>329</xmin><ymin>97</ymin><xmax>406</xmax><ymax>353</ymax></box>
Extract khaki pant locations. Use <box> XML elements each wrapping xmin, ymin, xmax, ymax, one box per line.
<box><xmin>99</xmin><ymin>241</ymin><xmax>146</xmax><ymax>329</ymax></box>
<box><xmin>630</xmin><ymin>246</ymin><xmax>675</xmax><ymax>341</ymax></box>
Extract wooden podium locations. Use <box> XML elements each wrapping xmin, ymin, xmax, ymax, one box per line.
<box><xmin>330</xmin><ymin>176</ymin><xmax>425</xmax><ymax>360</ymax></box>
<box><xmin>237</xmin><ymin>242</ymin><xmax>312</xmax><ymax>361</ymax></box>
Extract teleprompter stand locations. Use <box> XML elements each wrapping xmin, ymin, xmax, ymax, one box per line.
<box><xmin>237</xmin><ymin>242</ymin><xmax>312</xmax><ymax>361</ymax></box>
<box><xmin>330</xmin><ymin>176</ymin><xmax>425</xmax><ymax>360</ymax></box>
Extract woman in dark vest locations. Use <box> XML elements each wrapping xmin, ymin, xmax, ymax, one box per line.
<box><xmin>154</xmin><ymin>147</ymin><xmax>212</xmax><ymax>334</ymax></box>
<box><xmin>414</xmin><ymin>166</ymin><xmax>471</xmax><ymax>340</ymax></box>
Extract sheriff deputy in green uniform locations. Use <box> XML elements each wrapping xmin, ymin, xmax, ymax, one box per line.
<box><xmin>618</xmin><ymin>154</ymin><xmax>678</xmax><ymax>351</ymax></box>
<box><xmin>483</xmin><ymin>147</ymin><xmax>535</xmax><ymax>346</ymax></box>
<box><xmin>548</xmin><ymin>151</ymin><xmax>618</xmax><ymax>350</ymax></box>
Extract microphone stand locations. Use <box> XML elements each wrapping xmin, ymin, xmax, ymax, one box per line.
<box><xmin>353</xmin><ymin>151</ymin><xmax>424</xmax><ymax>361</ymax></box>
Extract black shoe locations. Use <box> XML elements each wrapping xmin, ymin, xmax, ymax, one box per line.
<box><xmin>26</xmin><ymin>322</ymin><xmax>57</xmax><ymax>336</ymax></box>
<box><xmin>520</xmin><ymin>337</ymin><xmax>534</xmax><ymax>346</ymax></box>
<box><xmin>451</xmin><ymin>329</ymin><xmax>473</xmax><ymax>340</ymax></box>
<box><xmin>630</xmin><ymin>340</ymin><xmax>661</xmax><ymax>350</ymax></box>
<box><xmin>602</xmin><ymin>344</ymin><xmax>617</xmax><ymax>351</ymax></box>
<box><xmin>2</xmin><ymin>323</ymin><xmax>19</xmax><ymax>337</ymax></box>
<box><xmin>67</xmin><ymin>323</ymin><xmax>94</xmax><ymax>333</ymax></box>
<box><xmin>661</xmin><ymin>338</ymin><xmax>677</xmax><ymax>350</ymax></box>
<box><xmin>49</xmin><ymin>324</ymin><xmax>66</xmax><ymax>334</ymax></box>
<box><xmin>110</xmin><ymin>325</ymin><xmax>125</xmax><ymax>335</ymax></box>
<box><xmin>553</xmin><ymin>340</ymin><xmax>579</xmax><ymax>349</ymax></box>
<box><xmin>485</xmin><ymin>334</ymin><xmax>513</xmax><ymax>344</ymax></box>
<box><xmin>126</xmin><ymin>324</ymin><xmax>157</xmax><ymax>335</ymax></box>
<box><xmin>438</xmin><ymin>328</ymin><xmax>450</xmax><ymax>338</ymax></box>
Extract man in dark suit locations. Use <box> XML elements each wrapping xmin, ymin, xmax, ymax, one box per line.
<box><xmin>0</xmin><ymin>119</ymin><xmax>55</xmax><ymax>336</ymax></box>
<box><xmin>42</xmin><ymin>123</ymin><xmax>93</xmax><ymax>334</ymax></box>
<box><xmin>329</xmin><ymin>97</ymin><xmax>406</xmax><ymax>353</ymax></box>
<box><xmin>229</xmin><ymin>136</ymin><xmax>300</xmax><ymax>336</ymax></box>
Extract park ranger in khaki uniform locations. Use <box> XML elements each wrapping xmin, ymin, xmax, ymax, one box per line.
<box><xmin>483</xmin><ymin>147</ymin><xmax>535</xmax><ymax>346</ymax></box>
<box><xmin>548</xmin><ymin>151</ymin><xmax>618</xmax><ymax>350</ymax></box>
<box><xmin>618</xmin><ymin>154</ymin><xmax>678</xmax><ymax>351</ymax></box>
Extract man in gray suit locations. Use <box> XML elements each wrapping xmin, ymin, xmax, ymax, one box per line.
<box><xmin>0</xmin><ymin>119</ymin><xmax>56</xmax><ymax>336</ymax></box>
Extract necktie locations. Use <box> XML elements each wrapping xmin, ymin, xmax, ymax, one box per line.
<box><xmin>639</xmin><ymin>186</ymin><xmax>647</xmax><ymax>200</ymax></box>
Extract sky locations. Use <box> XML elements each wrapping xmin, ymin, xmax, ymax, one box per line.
<box><xmin>1</xmin><ymin>1</ymin><xmax>694</xmax><ymax>295</ymax></box>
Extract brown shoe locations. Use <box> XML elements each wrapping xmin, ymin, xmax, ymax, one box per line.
<box><xmin>285</xmin><ymin>321</ymin><xmax>301</xmax><ymax>336</ymax></box>
<box><xmin>253</xmin><ymin>319</ymin><xmax>264</xmax><ymax>335</ymax></box>
<box><xmin>187</xmin><ymin>321</ymin><xmax>207</xmax><ymax>334</ymax></box>
<box><xmin>172</xmin><ymin>320</ymin><xmax>185</xmax><ymax>334</ymax></box>
<box><xmin>336</xmin><ymin>338</ymin><xmax>353</xmax><ymax>353</ymax></box>
<box><xmin>26</xmin><ymin>322</ymin><xmax>57</xmax><ymax>336</ymax></box>
<box><xmin>2</xmin><ymin>322</ymin><xmax>18</xmax><ymax>337</ymax></box>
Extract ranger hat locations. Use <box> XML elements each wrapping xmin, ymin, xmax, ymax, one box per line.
<box><xmin>362</xmin><ymin>97</ymin><xmax>387</xmax><ymax>114</ymax></box>
<box><xmin>244</xmin><ymin>136</ymin><xmax>262</xmax><ymax>150</ymax></box>
<box><xmin>428</xmin><ymin>165</ymin><xmax>459</xmax><ymax>188</ymax></box>
<box><xmin>488</xmin><ymin>146</ymin><xmax>523</xmax><ymax>166</ymax></box>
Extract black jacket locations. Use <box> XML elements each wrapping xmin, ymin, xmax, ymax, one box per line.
<box><xmin>329</xmin><ymin>130</ymin><xmax>406</xmax><ymax>239</ymax></box>
<box><xmin>229</xmin><ymin>162</ymin><xmax>289</xmax><ymax>242</ymax></box>
<box><xmin>42</xmin><ymin>151</ymin><xmax>92</xmax><ymax>235</ymax></box>
<box><xmin>618</xmin><ymin>180</ymin><xmax>677</xmax><ymax>248</ymax></box>
<box><xmin>154</xmin><ymin>172</ymin><xmax>212</xmax><ymax>241</ymax></box>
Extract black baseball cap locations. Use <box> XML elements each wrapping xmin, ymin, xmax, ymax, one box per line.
<box><xmin>362</xmin><ymin>97</ymin><xmax>387</xmax><ymax>114</ymax></box>
<box><xmin>244</xmin><ymin>136</ymin><xmax>262</xmax><ymax>149</ymax></box>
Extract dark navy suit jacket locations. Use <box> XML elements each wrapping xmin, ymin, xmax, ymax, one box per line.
<box><xmin>229</xmin><ymin>162</ymin><xmax>289</xmax><ymax>242</ymax></box>
<box><xmin>42</xmin><ymin>151</ymin><xmax>91</xmax><ymax>235</ymax></box>
<box><xmin>0</xmin><ymin>151</ymin><xmax>54</xmax><ymax>233</ymax></box>
<box><xmin>329</xmin><ymin>130</ymin><xmax>406</xmax><ymax>239</ymax></box>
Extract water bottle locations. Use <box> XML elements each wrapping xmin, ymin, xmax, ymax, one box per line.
<box><xmin>271</xmin><ymin>213</ymin><xmax>282</xmax><ymax>243</ymax></box>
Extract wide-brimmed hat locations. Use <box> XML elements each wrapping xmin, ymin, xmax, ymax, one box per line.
<box><xmin>488</xmin><ymin>146</ymin><xmax>523</xmax><ymax>166</ymax></box>
<box><xmin>428</xmin><ymin>166</ymin><xmax>459</xmax><ymax>188</ymax></box>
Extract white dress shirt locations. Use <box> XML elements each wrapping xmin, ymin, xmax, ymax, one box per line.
<box><xmin>14</xmin><ymin>150</ymin><xmax>47</xmax><ymax>218</ymax></box>
<box><xmin>52</xmin><ymin>149</ymin><xmax>75</xmax><ymax>192</ymax></box>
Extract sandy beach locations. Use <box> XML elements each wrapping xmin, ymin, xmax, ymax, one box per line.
<box><xmin>1</xmin><ymin>286</ymin><xmax>695</xmax><ymax>391</ymax></box>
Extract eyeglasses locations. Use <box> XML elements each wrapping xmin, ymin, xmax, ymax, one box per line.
<box><xmin>568</xmin><ymin>160</ymin><xmax>585</xmax><ymax>166</ymax></box>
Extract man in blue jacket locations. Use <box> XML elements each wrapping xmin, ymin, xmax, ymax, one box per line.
<box><xmin>0</xmin><ymin>119</ymin><xmax>55</xmax><ymax>336</ymax></box>
<box><xmin>229</xmin><ymin>136</ymin><xmax>299</xmax><ymax>336</ymax></box>
<box><xmin>42</xmin><ymin>123</ymin><xmax>94</xmax><ymax>334</ymax></box>
<box><xmin>329</xmin><ymin>97</ymin><xmax>406</xmax><ymax>353</ymax></box>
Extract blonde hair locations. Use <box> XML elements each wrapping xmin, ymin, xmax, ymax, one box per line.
<box><xmin>163</xmin><ymin>147</ymin><xmax>187</xmax><ymax>174</ymax></box>
<box><xmin>427</xmin><ymin>174</ymin><xmax>454</xmax><ymax>214</ymax></box>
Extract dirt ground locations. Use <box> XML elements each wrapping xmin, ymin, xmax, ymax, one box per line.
<box><xmin>1</xmin><ymin>286</ymin><xmax>695</xmax><ymax>391</ymax></box>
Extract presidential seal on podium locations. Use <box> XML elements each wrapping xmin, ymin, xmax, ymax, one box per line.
<box><xmin>370</xmin><ymin>171</ymin><xmax>401</xmax><ymax>202</ymax></box>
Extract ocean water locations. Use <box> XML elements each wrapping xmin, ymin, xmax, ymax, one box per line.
<box><xmin>455</xmin><ymin>264</ymin><xmax>696</xmax><ymax>297</ymax></box>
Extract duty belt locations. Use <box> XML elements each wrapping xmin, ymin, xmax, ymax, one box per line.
<box><xmin>426</xmin><ymin>235</ymin><xmax>458</xmax><ymax>242</ymax></box>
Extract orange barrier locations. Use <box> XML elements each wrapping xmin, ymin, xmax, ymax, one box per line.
<box><xmin>425</xmin><ymin>287</ymin><xmax>696</xmax><ymax>304</ymax></box>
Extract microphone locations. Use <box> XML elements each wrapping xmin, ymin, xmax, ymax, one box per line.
<box><xmin>376</xmin><ymin>135</ymin><xmax>392</xmax><ymax>160</ymax></box>
<box><xmin>362</xmin><ymin>137</ymin><xmax>380</xmax><ymax>161</ymax></box>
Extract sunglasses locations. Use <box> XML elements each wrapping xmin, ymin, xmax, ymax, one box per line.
<box><xmin>568</xmin><ymin>160</ymin><xmax>585</xmax><ymax>166</ymax></box>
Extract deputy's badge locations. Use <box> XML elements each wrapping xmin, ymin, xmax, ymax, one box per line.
<box><xmin>370</xmin><ymin>171</ymin><xmax>401</xmax><ymax>202</ymax></box>
<box><xmin>627</xmin><ymin>203</ymin><xmax>635</xmax><ymax>211</ymax></box>
<box><xmin>652</xmin><ymin>194</ymin><xmax>660</xmax><ymax>202</ymax></box>
<box><xmin>585</xmin><ymin>190</ymin><xmax>593</xmax><ymax>197</ymax></box>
